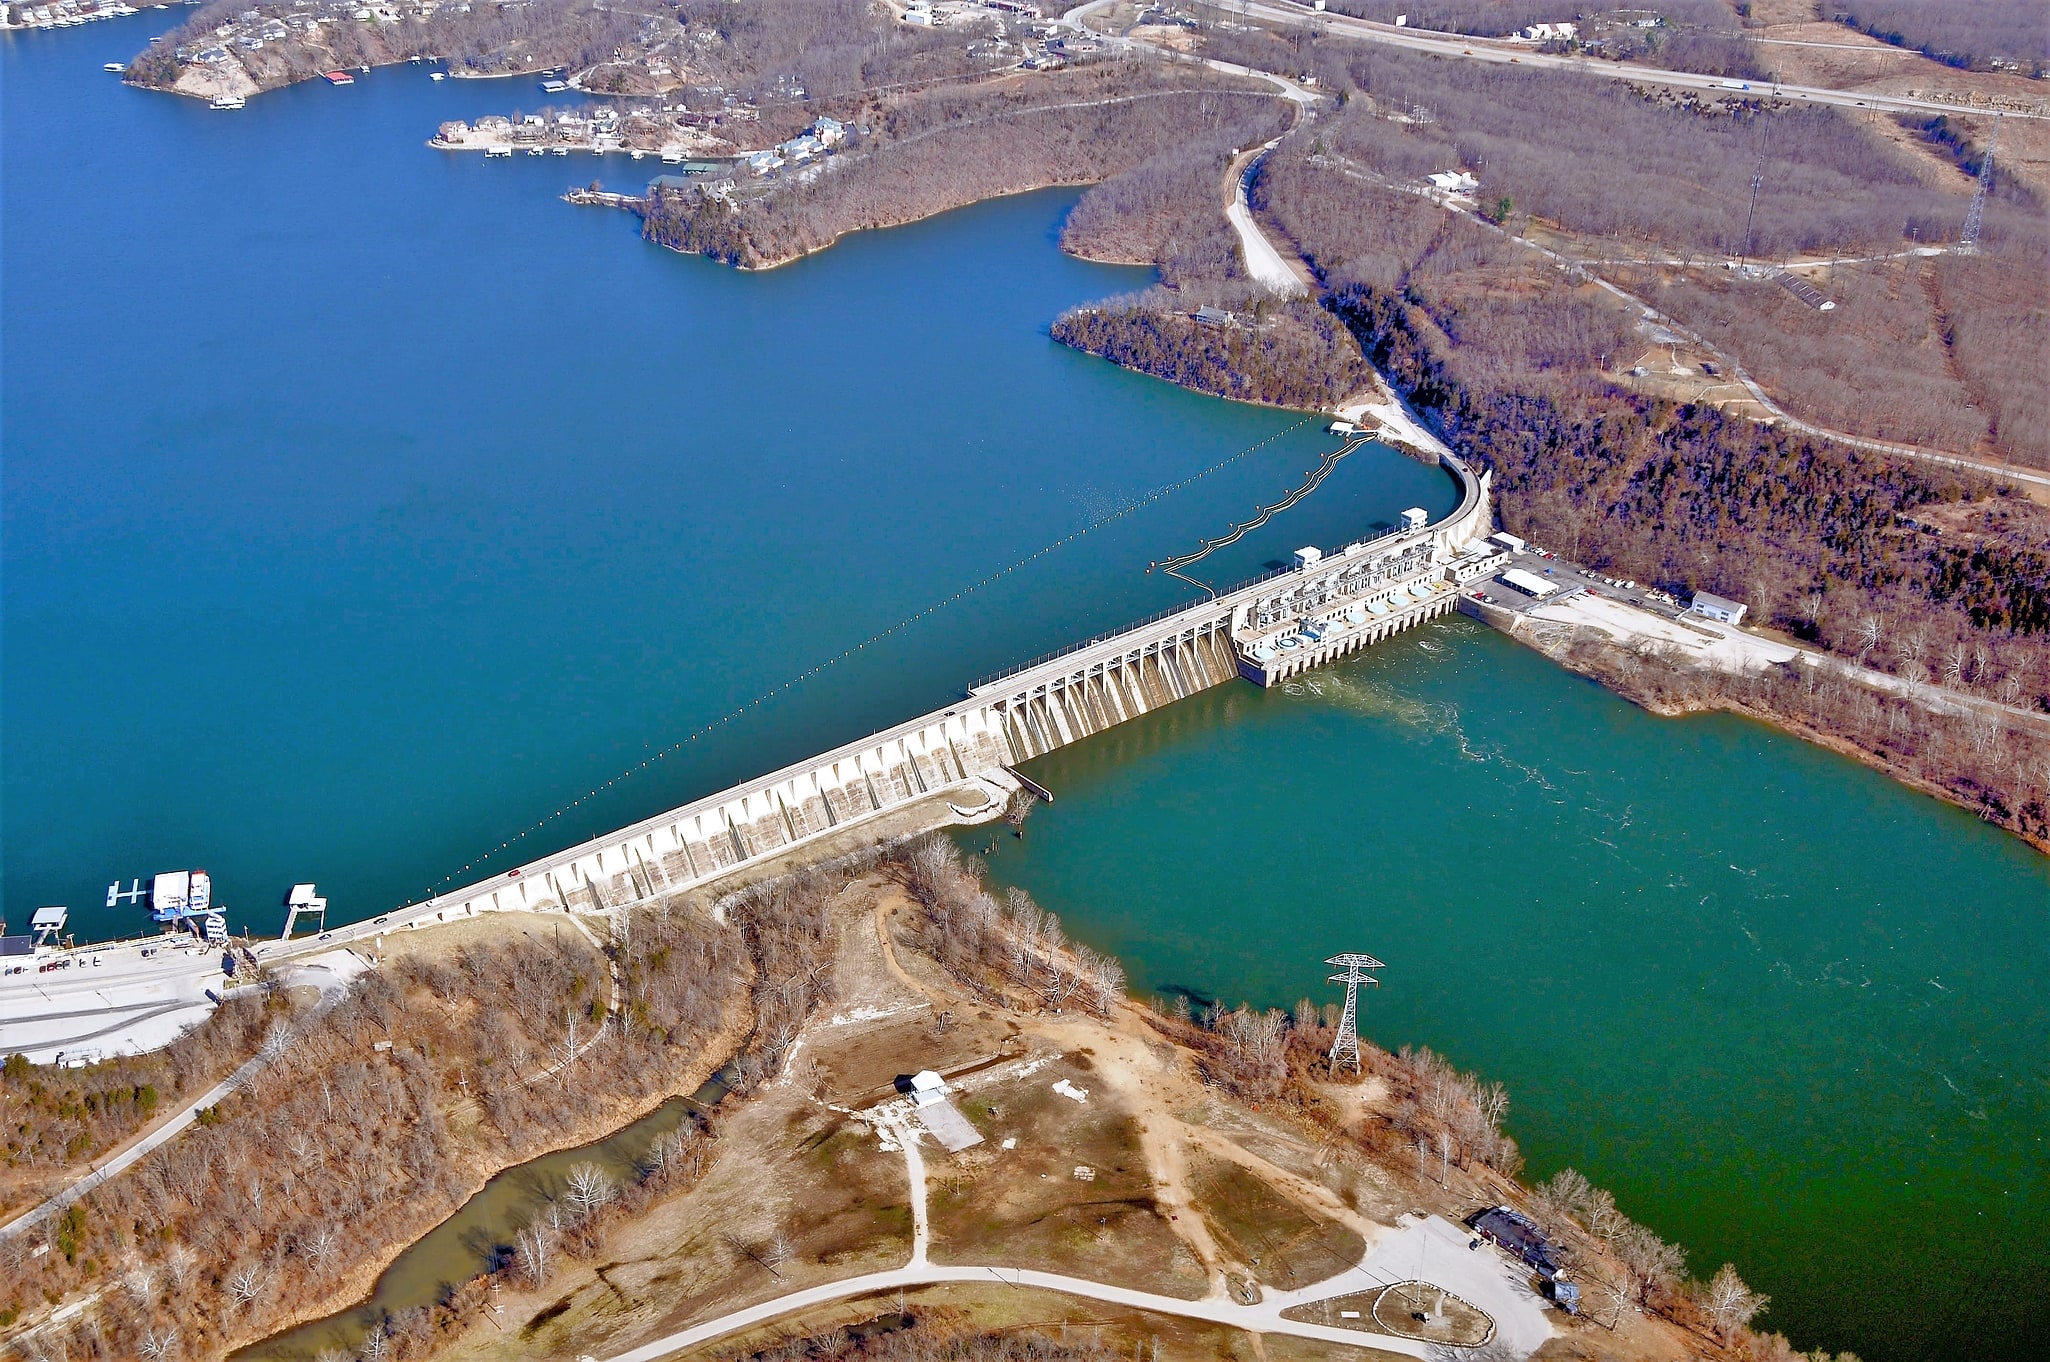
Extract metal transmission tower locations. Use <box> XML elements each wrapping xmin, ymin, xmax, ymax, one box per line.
<box><xmin>1326</xmin><ymin>952</ymin><xmax>1384</xmax><ymax>1075</ymax></box>
<box><xmin>1739</xmin><ymin>117</ymin><xmax>1774</xmax><ymax>268</ymax></box>
<box><xmin>1959</xmin><ymin>114</ymin><xmax>2002</xmax><ymax>255</ymax></box>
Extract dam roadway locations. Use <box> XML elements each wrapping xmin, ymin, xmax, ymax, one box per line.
<box><xmin>4</xmin><ymin>448</ymin><xmax>1492</xmax><ymax>1063</ymax></box>
<box><xmin>362</xmin><ymin>449</ymin><xmax>1490</xmax><ymax>933</ymax></box>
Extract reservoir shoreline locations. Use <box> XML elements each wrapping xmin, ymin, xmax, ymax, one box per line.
<box><xmin>7</xmin><ymin>24</ymin><xmax>2046</xmax><ymax>1362</ymax></box>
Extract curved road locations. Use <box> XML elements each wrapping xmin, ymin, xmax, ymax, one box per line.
<box><xmin>1186</xmin><ymin>0</ymin><xmax>2045</xmax><ymax>121</ymax></box>
<box><xmin>598</xmin><ymin>1110</ymin><xmax>1550</xmax><ymax>1362</ymax></box>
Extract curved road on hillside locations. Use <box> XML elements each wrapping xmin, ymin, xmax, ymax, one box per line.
<box><xmin>1066</xmin><ymin>0</ymin><xmax>2047</xmax><ymax>121</ymax></box>
<box><xmin>1068</xmin><ymin>0</ymin><xmax>2050</xmax><ymax>492</ymax></box>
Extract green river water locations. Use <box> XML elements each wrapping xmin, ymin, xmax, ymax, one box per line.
<box><xmin>985</xmin><ymin>616</ymin><xmax>2049</xmax><ymax>1361</ymax></box>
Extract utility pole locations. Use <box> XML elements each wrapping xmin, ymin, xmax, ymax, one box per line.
<box><xmin>1326</xmin><ymin>952</ymin><xmax>1383</xmax><ymax>1075</ymax></box>
<box><xmin>1959</xmin><ymin>113</ymin><xmax>2002</xmax><ymax>255</ymax></box>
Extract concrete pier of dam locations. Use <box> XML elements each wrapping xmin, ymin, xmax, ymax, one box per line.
<box><xmin>2</xmin><ymin>450</ymin><xmax>1491</xmax><ymax>1062</ymax></box>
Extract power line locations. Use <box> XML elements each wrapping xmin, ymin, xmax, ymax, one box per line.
<box><xmin>1327</xmin><ymin>952</ymin><xmax>1383</xmax><ymax>1076</ymax></box>
<box><xmin>1959</xmin><ymin>113</ymin><xmax>2002</xmax><ymax>255</ymax></box>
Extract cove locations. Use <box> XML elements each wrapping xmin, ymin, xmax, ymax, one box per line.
<box><xmin>980</xmin><ymin>616</ymin><xmax>2050</xmax><ymax>1362</ymax></box>
<box><xmin>234</xmin><ymin>1068</ymin><xmax>734</xmax><ymax>1361</ymax></box>
<box><xmin>2</xmin><ymin>13</ymin><xmax>1453</xmax><ymax>938</ymax></box>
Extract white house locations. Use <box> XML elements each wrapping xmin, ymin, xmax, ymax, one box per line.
<box><xmin>1426</xmin><ymin>170</ymin><xmax>1479</xmax><ymax>194</ymax></box>
<box><xmin>1518</xmin><ymin>21</ymin><xmax>1576</xmax><ymax>40</ymax></box>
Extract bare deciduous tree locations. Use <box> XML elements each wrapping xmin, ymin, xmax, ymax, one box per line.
<box><xmin>1701</xmin><ymin>1262</ymin><xmax>1769</xmax><ymax>1339</ymax></box>
<box><xmin>564</xmin><ymin>1161</ymin><xmax>616</xmax><ymax>1219</ymax></box>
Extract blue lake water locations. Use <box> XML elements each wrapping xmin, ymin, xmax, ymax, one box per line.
<box><xmin>5</xmin><ymin>17</ymin><xmax>2047</xmax><ymax>1362</ymax></box>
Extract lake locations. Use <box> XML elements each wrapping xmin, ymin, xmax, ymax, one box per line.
<box><xmin>4</xmin><ymin>18</ymin><xmax>2045</xmax><ymax>1362</ymax></box>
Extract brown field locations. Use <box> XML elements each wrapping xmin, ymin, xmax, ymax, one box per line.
<box><xmin>928</xmin><ymin>1052</ymin><xmax>1211</xmax><ymax>1300</ymax></box>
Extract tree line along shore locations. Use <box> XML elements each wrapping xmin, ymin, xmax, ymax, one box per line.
<box><xmin>2</xmin><ymin>834</ymin><xmax>1847</xmax><ymax>1362</ymax></box>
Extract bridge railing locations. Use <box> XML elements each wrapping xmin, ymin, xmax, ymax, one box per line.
<box><xmin>968</xmin><ymin>568</ymin><xmax>1285</xmax><ymax>693</ymax></box>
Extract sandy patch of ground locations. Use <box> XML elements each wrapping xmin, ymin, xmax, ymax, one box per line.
<box><xmin>1335</xmin><ymin>375</ymin><xmax>1453</xmax><ymax>460</ymax></box>
<box><xmin>171</xmin><ymin>63</ymin><xmax>258</xmax><ymax>102</ymax></box>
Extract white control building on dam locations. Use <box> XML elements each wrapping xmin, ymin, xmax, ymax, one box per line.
<box><xmin>1</xmin><ymin>450</ymin><xmax>1493</xmax><ymax>1063</ymax></box>
<box><xmin>418</xmin><ymin>450</ymin><xmax>1495</xmax><ymax>922</ymax></box>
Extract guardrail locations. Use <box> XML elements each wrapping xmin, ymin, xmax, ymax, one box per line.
<box><xmin>967</xmin><ymin>520</ymin><xmax>1427</xmax><ymax>693</ymax></box>
<box><xmin>966</xmin><ymin>584</ymin><xmax>1259</xmax><ymax>693</ymax></box>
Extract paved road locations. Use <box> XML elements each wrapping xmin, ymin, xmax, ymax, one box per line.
<box><xmin>1228</xmin><ymin>138</ymin><xmax>1308</xmax><ymax>295</ymax></box>
<box><xmin>1226</xmin><ymin>1</ymin><xmax>2046</xmax><ymax>120</ymax></box>
<box><xmin>599</xmin><ymin>1101</ymin><xmax>1553</xmax><ymax>1362</ymax></box>
<box><xmin>1066</xmin><ymin>0</ymin><xmax>2043</xmax><ymax>120</ymax></box>
<box><xmin>0</xmin><ymin>954</ymin><xmax>362</xmax><ymax>1242</ymax></box>
<box><xmin>1473</xmin><ymin>550</ymin><xmax>2050</xmax><ymax>731</ymax></box>
<box><xmin>597</xmin><ymin>1257</ymin><xmax>1521</xmax><ymax>1362</ymax></box>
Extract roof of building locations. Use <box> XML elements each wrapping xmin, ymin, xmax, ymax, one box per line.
<box><xmin>1691</xmin><ymin>589</ymin><xmax>1745</xmax><ymax>612</ymax></box>
<box><xmin>1469</xmin><ymin>1206</ymin><xmax>1560</xmax><ymax>1272</ymax></box>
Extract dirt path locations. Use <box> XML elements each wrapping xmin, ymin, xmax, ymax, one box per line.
<box><xmin>863</xmin><ymin>885</ymin><xmax>1407</xmax><ymax>1311</ymax></box>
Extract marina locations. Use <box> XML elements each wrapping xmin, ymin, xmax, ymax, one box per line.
<box><xmin>1</xmin><ymin>871</ymin><xmax>298</xmax><ymax>1064</ymax></box>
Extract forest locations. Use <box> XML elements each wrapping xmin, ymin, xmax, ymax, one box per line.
<box><xmin>1237</xmin><ymin>48</ymin><xmax>2047</xmax><ymax>464</ymax></box>
<box><xmin>1304</xmin><ymin>47</ymin><xmax>1968</xmax><ymax>259</ymax></box>
<box><xmin>2</xmin><ymin>910</ymin><xmax>752</xmax><ymax>1359</ymax></box>
<box><xmin>1829</xmin><ymin>0</ymin><xmax>2050</xmax><ymax>75</ymax></box>
<box><xmin>1051</xmin><ymin>294</ymin><xmax>1371</xmax><ymax>411</ymax></box>
<box><xmin>645</xmin><ymin>69</ymin><xmax>1288</xmax><ymax>268</ymax></box>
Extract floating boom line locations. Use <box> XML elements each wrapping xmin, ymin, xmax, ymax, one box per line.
<box><xmin>1151</xmin><ymin>432</ymin><xmax>1372</xmax><ymax>594</ymax></box>
<box><xmin>415</xmin><ymin>414</ymin><xmax>1322</xmax><ymax>901</ymax></box>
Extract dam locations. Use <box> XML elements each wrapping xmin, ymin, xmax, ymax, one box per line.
<box><xmin>414</xmin><ymin>449</ymin><xmax>1493</xmax><ymax>924</ymax></box>
<box><xmin>4</xmin><ymin>444</ymin><xmax>1492</xmax><ymax>1066</ymax></box>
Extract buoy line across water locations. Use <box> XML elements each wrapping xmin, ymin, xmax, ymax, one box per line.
<box><xmin>418</xmin><ymin>415</ymin><xmax>1323</xmax><ymax>900</ymax></box>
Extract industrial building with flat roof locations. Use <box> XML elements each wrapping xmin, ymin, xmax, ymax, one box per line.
<box><xmin>1688</xmin><ymin>590</ymin><xmax>1747</xmax><ymax>624</ymax></box>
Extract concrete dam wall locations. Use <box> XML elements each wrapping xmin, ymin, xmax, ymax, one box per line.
<box><xmin>420</xmin><ymin>452</ymin><xmax>1493</xmax><ymax>923</ymax></box>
